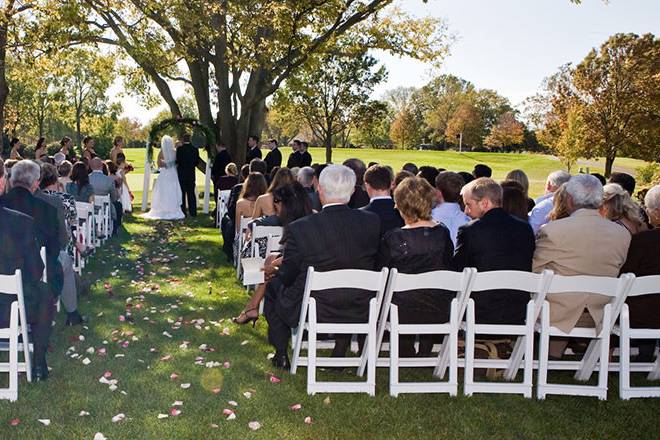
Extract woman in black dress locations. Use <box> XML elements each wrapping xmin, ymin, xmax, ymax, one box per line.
<box><xmin>378</xmin><ymin>176</ymin><xmax>454</xmax><ymax>357</ymax></box>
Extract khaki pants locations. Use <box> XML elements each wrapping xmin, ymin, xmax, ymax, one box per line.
<box><xmin>549</xmin><ymin>310</ymin><xmax>595</xmax><ymax>358</ymax></box>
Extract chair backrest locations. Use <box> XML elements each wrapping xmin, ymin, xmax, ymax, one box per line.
<box><xmin>218</xmin><ymin>190</ymin><xmax>231</xmax><ymax>203</ymax></box>
<box><xmin>252</xmin><ymin>225</ymin><xmax>283</xmax><ymax>241</ymax></box>
<box><xmin>0</xmin><ymin>270</ymin><xmax>22</xmax><ymax>296</ymax></box>
<box><xmin>239</xmin><ymin>216</ymin><xmax>252</xmax><ymax>231</ymax></box>
<box><xmin>265</xmin><ymin>234</ymin><xmax>283</xmax><ymax>255</ymax></box>
<box><xmin>94</xmin><ymin>194</ymin><xmax>110</xmax><ymax>205</ymax></box>
<box><xmin>627</xmin><ymin>275</ymin><xmax>660</xmax><ymax>297</ymax></box>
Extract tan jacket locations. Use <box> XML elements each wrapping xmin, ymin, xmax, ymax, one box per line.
<box><xmin>533</xmin><ymin>209</ymin><xmax>631</xmax><ymax>332</ymax></box>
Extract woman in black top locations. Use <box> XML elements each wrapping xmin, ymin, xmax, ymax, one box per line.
<box><xmin>378</xmin><ymin>176</ymin><xmax>454</xmax><ymax>357</ymax></box>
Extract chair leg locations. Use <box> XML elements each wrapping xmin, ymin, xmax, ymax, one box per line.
<box><xmin>367</xmin><ymin>303</ymin><xmax>377</xmax><ymax>397</ymax></box>
<box><xmin>505</xmin><ymin>336</ymin><xmax>524</xmax><ymax>381</ymax></box>
<box><xmin>389</xmin><ymin>307</ymin><xmax>400</xmax><ymax>397</ymax></box>
<box><xmin>464</xmin><ymin>300</ymin><xmax>475</xmax><ymax>396</ymax></box>
<box><xmin>307</xmin><ymin>303</ymin><xmax>317</xmax><ymax>396</ymax></box>
<box><xmin>9</xmin><ymin>305</ymin><xmax>19</xmax><ymax>401</ymax></box>
<box><xmin>537</xmin><ymin>304</ymin><xmax>550</xmax><ymax>400</ymax></box>
<box><xmin>620</xmin><ymin>320</ymin><xmax>631</xmax><ymax>399</ymax></box>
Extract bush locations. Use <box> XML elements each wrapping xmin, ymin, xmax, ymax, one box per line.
<box><xmin>636</xmin><ymin>162</ymin><xmax>660</xmax><ymax>185</ymax></box>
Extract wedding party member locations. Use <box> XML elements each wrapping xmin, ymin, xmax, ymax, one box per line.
<box><xmin>299</xmin><ymin>142</ymin><xmax>312</xmax><ymax>167</ymax></box>
<box><xmin>0</xmin><ymin>160</ymin><xmax>54</xmax><ymax>380</ymax></box>
<box><xmin>378</xmin><ymin>177</ymin><xmax>454</xmax><ymax>357</ymax></box>
<box><xmin>211</xmin><ymin>143</ymin><xmax>232</xmax><ymax>195</ymax></box>
<box><xmin>533</xmin><ymin>174</ymin><xmax>631</xmax><ymax>358</ymax></box>
<box><xmin>528</xmin><ymin>170</ymin><xmax>571</xmax><ymax>234</ymax></box>
<box><xmin>66</xmin><ymin>162</ymin><xmax>95</xmax><ymax>203</ymax></box>
<box><xmin>143</xmin><ymin>136</ymin><xmax>185</xmax><ymax>220</ymax></box>
<box><xmin>0</xmin><ymin>160</ymin><xmax>65</xmax><ymax>299</ymax></box>
<box><xmin>343</xmin><ymin>158</ymin><xmax>370</xmax><ymax>209</ymax></box>
<box><xmin>81</xmin><ymin>136</ymin><xmax>97</xmax><ymax>161</ymax></box>
<box><xmin>501</xmin><ymin>180</ymin><xmax>529</xmax><ymax>222</ymax></box>
<box><xmin>263</xmin><ymin>165</ymin><xmax>381</xmax><ymax>369</ymax></box>
<box><xmin>362</xmin><ymin>164</ymin><xmax>403</xmax><ymax>234</ymax></box>
<box><xmin>264</xmin><ymin>139</ymin><xmax>282</xmax><ymax>173</ymax></box>
<box><xmin>34</xmin><ymin>137</ymin><xmax>48</xmax><ymax>162</ymax></box>
<box><xmin>600</xmin><ymin>183</ymin><xmax>646</xmax><ymax>235</ymax></box>
<box><xmin>110</xmin><ymin>136</ymin><xmax>124</xmax><ymax>164</ymax></box>
<box><xmin>176</xmin><ymin>133</ymin><xmax>201</xmax><ymax>217</ymax></box>
<box><xmin>233</xmin><ymin>182</ymin><xmax>313</xmax><ymax>325</ymax></box>
<box><xmin>286</xmin><ymin>139</ymin><xmax>303</xmax><ymax>169</ymax></box>
<box><xmin>505</xmin><ymin>169</ymin><xmax>535</xmax><ymax>212</ymax></box>
<box><xmin>432</xmin><ymin>171</ymin><xmax>469</xmax><ymax>246</ymax></box>
<box><xmin>89</xmin><ymin>157</ymin><xmax>122</xmax><ymax>234</ymax></box>
<box><xmin>453</xmin><ymin>178</ymin><xmax>535</xmax><ymax>325</ymax></box>
<box><xmin>116</xmin><ymin>153</ymin><xmax>133</xmax><ymax>213</ymax></box>
<box><xmin>620</xmin><ymin>185</ymin><xmax>660</xmax><ymax>360</ymax></box>
<box><xmin>472</xmin><ymin>164</ymin><xmax>492</xmax><ymax>178</ymax></box>
<box><xmin>246</xmin><ymin>135</ymin><xmax>262</xmax><ymax>163</ymax></box>
<box><xmin>252</xmin><ymin>167</ymin><xmax>294</xmax><ymax>218</ymax></box>
<box><xmin>59</xmin><ymin>136</ymin><xmax>73</xmax><ymax>162</ymax></box>
<box><xmin>9</xmin><ymin>137</ymin><xmax>22</xmax><ymax>160</ymax></box>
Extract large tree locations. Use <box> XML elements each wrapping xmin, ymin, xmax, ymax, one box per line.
<box><xmin>484</xmin><ymin>111</ymin><xmax>525</xmax><ymax>150</ymax></box>
<box><xmin>55</xmin><ymin>1</ymin><xmax>448</xmax><ymax>164</ymax></box>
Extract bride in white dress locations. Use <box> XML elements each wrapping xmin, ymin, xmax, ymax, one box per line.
<box><xmin>142</xmin><ymin>135</ymin><xmax>185</xmax><ymax>220</ymax></box>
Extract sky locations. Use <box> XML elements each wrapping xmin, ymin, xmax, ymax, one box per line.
<box><xmin>114</xmin><ymin>0</ymin><xmax>660</xmax><ymax>124</ymax></box>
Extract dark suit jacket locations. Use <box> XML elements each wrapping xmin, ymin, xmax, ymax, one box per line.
<box><xmin>176</xmin><ymin>142</ymin><xmax>200</xmax><ymax>183</ymax></box>
<box><xmin>453</xmin><ymin>207</ymin><xmax>535</xmax><ymax>324</ymax></box>
<box><xmin>0</xmin><ymin>187</ymin><xmax>63</xmax><ymax>296</ymax></box>
<box><xmin>264</xmin><ymin>148</ymin><xmax>282</xmax><ymax>172</ymax></box>
<box><xmin>305</xmin><ymin>187</ymin><xmax>322</xmax><ymax>212</ymax></box>
<box><xmin>348</xmin><ymin>185</ymin><xmax>370</xmax><ymax>209</ymax></box>
<box><xmin>276</xmin><ymin>205</ymin><xmax>381</xmax><ymax>327</ymax></box>
<box><xmin>361</xmin><ymin>198</ymin><xmax>403</xmax><ymax>235</ymax></box>
<box><xmin>287</xmin><ymin>151</ymin><xmax>302</xmax><ymax>169</ymax></box>
<box><xmin>620</xmin><ymin>228</ymin><xmax>660</xmax><ymax>328</ymax></box>
<box><xmin>300</xmin><ymin>151</ymin><xmax>312</xmax><ymax>167</ymax></box>
<box><xmin>211</xmin><ymin>149</ymin><xmax>232</xmax><ymax>183</ymax></box>
<box><xmin>246</xmin><ymin>146</ymin><xmax>262</xmax><ymax>163</ymax></box>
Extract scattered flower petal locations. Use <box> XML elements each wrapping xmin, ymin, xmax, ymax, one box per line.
<box><xmin>170</xmin><ymin>373</ymin><xmax>179</xmax><ymax>380</ymax></box>
<box><xmin>269</xmin><ymin>375</ymin><xmax>281</xmax><ymax>383</ymax></box>
<box><xmin>290</xmin><ymin>403</ymin><xmax>302</xmax><ymax>411</ymax></box>
<box><xmin>323</xmin><ymin>396</ymin><xmax>331</xmax><ymax>405</ymax></box>
<box><xmin>228</xmin><ymin>400</ymin><xmax>238</xmax><ymax>407</ymax></box>
<box><xmin>222</xmin><ymin>409</ymin><xmax>234</xmax><ymax>416</ymax></box>
<box><xmin>111</xmin><ymin>413</ymin><xmax>125</xmax><ymax>423</ymax></box>
<box><xmin>180</xmin><ymin>383</ymin><xmax>191</xmax><ymax>389</ymax></box>
<box><xmin>172</xmin><ymin>401</ymin><xmax>183</xmax><ymax>406</ymax></box>
<box><xmin>169</xmin><ymin>408</ymin><xmax>181</xmax><ymax>417</ymax></box>
<box><xmin>38</xmin><ymin>419</ymin><xmax>51</xmax><ymax>426</ymax></box>
<box><xmin>82</xmin><ymin>357</ymin><xmax>91</xmax><ymax>365</ymax></box>
<box><xmin>248</xmin><ymin>421</ymin><xmax>262</xmax><ymax>431</ymax></box>
<box><xmin>9</xmin><ymin>418</ymin><xmax>20</xmax><ymax>426</ymax></box>
<box><xmin>79</xmin><ymin>411</ymin><xmax>90</xmax><ymax>417</ymax></box>
<box><xmin>243</xmin><ymin>391</ymin><xmax>252</xmax><ymax>399</ymax></box>
<box><xmin>94</xmin><ymin>433</ymin><xmax>107</xmax><ymax>440</ymax></box>
<box><xmin>226</xmin><ymin>412</ymin><xmax>236</xmax><ymax>421</ymax></box>
<box><xmin>103</xmin><ymin>371</ymin><xmax>112</xmax><ymax>378</ymax></box>
<box><xmin>304</xmin><ymin>416</ymin><xmax>313</xmax><ymax>425</ymax></box>
<box><xmin>212</xmin><ymin>387</ymin><xmax>221</xmax><ymax>394</ymax></box>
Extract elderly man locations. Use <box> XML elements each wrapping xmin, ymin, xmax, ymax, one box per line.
<box><xmin>362</xmin><ymin>164</ymin><xmax>403</xmax><ymax>234</ymax></box>
<box><xmin>528</xmin><ymin>170</ymin><xmax>571</xmax><ymax>234</ymax></box>
<box><xmin>533</xmin><ymin>174</ymin><xmax>631</xmax><ymax>358</ymax></box>
<box><xmin>0</xmin><ymin>159</ymin><xmax>55</xmax><ymax>381</ymax></box>
<box><xmin>89</xmin><ymin>157</ymin><xmax>121</xmax><ymax>234</ymax></box>
<box><xmin>453</xmin><ymin>178</ymin><xmax>536</xmax><ymax>325</ymax></box>
<box><xmin>297</xmin><ymin>166</ymin><xmax>319</xmax><ymax>209</ymax></box>
<box><xmin>263</xmin><ymin>164</ymin><xmax>381</xmax><ymax>369</ymax></box>
<box><xmin>432</xmin><ymin>171</ymin><xmax>470</xmax><ymax>246</ymax></box>
<box><xmin>620</xmin><ymin>185</ymin><xmax>660</xmax><ymax>360</ymax></box>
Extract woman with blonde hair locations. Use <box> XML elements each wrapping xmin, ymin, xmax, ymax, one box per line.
<box><xmin>505</xmin><ymin>169</ymin><xmax>535</xmax><ymax>212</ymax></box>
<box><xmin>110</xmin><ymin>136</ymin><xmax>124</xmax><ymax>164</ymax></box>
<box><xmin>547</xmin><ymin>183</ymin><xmax>570</xmax><ymax>222</ymax></box>
<box><xmin>251</xmin><ymin>167</ymin><xmax>294</xmax><ymax>218</ymax></box>
<box><xmin>601</xmin><ymin>183</ymin><xmax>646</xmax><ymax>235</ymax></box>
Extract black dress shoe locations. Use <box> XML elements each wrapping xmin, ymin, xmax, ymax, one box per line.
<box><xmin>32</xmin><ymin>364</ymin><xmax>49</xmax><ymax>381</ymax></box>
<box><xmin>65</xmin><ymin>311</ymin><xmax>87</xmax><ymax>326</ymax></box>
<box><xmin>271</xmin><ymin>354</ymin><xmax>290</xmax><ymax>370</ymax></box>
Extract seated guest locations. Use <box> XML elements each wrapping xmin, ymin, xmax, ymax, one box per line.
<box><xmin>362</xmin><ymin>165</ymin><xmax>403</xmax><ymax>234</ymax></box>
<box><xmin>620</xmin><ymin>185</ymin><xmax>660</xmax><ymax>361</ymax></box>
<box><xmin>235</xmin><ymin>173</ymin><xmax>268</xmax><ymax>231</ymax></box>
<box><xmin>458</xmin><ymin>171</ymin><xmax>474</xmax><ymax>185</ymax></box>
<box><xmin>417</xmin><ymin>165</ymin><xmax>439</xmax><ymax>188</ymax></box>
<box><xmin>268</xmin><ymin>166</ymin><xmax>280</xmax><ymax>184</ymax></box>
<box><xmin>608</xmin><ymin>172</ymin><xmax>636</xmax><ymax>196</ymax></box>
<box><xmin>0</xmin><ymin>160</ymin><xmax>64</xmax><ymax>300</ymax></box>
<box><xmin>309</xmin><ymin>164</ymin><xmax>327</xmax><ymax>212</ymax></box>
<box><xmin>252</xmin><ymin>167</ymin><xmax>294</xmax><ymax>218</ymax></box>
<box><xmin>233</xmin><ymin>182</ymin><xmax>313</xmax><ymax>325</ymax></box>
<box><xmin>297</xmin><ymin>166</ymin><xmax>318</xmax><ymax>208</ymax></box>
<box><xmin>472</xmin><ymin>164</ymin><xmax>492</xmax><ymax>179</ymax></box>
<box><xmin>343</xmin><ymin>158</ymin><xmax>370</xmax><ymax>209</ymax></box>
<box><xmin>89</xmin><ymin>157</ymin><xmax>121</xmax><ymax>234</ymax></box>
<box><xmin>533</xmin><ymin>174</ymin><xmax>631</xmax><ymax>358</ymax></box>
<box><xmin>378</xmin><ymin>177</ymin><xmax>454</xmax><ymax>357</ymax></box>
<box><xmin>220</xmin><ymin>163</ymin><xmax>250</xmax><ymax>261</ymax></box>
<box><xmin>66</xmin><ymin>162</ymin><xmax>95</xmax><ymax>203</ymax></box>
<box><xmin>263</xmin><ymin>165</ymin><xmax>381</xmax><ymax>368</ymax></box>
<box><xmin>501</xmin><ymin>180</ymin><xmax>529</xmax><ymax>222</ymax></box>
<box><xmin>392</xmin><ymin>170</ymin><xmax>414</xmax><ymax>191</ymax></box>
<box><xmin>402</xmin><ymin>162</ymin><xmax>418</xmax><ymax>175</ymax></box>
<box><xmin>227</xmin><ymin>159</ymin><xmax>267</xmax><ymax>222</ymax></box>
<box><xmin>601</xmin><ymin>183</ymin><xmax>646</xmax><ymax>235</ymax></box>
<box><xmin>432</xmin><ymin>171</ymin><xmax>470</xmax><ymax>246</ymax></box>
<box><xmin>58</xmin><ymin>160</ymin><xmax>73</xmax><ymax>188</ymax></box>
<box><xmin>39</xmin><ymin>164</ymin><xmax>86</xmax><ymax>326</ymax></box>
<box><xmin>528</xmin><ymin>170</ymin><xmax>571</xmax><ymax>234</ymax></box>
<box><xmin>453</xmin><ymin>178</ymin><xmax>535</xmax><ymax>324</ymax></box>
<box><xmin>547</xmin><ymin>183</ymin><xmax>570</xmax><ymax>222</ymax></box>
<box><xmin>217</xmin><ymin>163</ymin><xmax>239</xmax><ymax>191</ymax></box>
<box><xmin>506</xmin><ymin>169</ymin><xmax>535</xmax><ymax>212</ymax></box>
<box><xmin>590</xmin><ymin>173</ymin><xmax>606</xmax><ymax>186</ymax></box>
<box><xmin>0</xmin><ymin>160</ymin><xmax>54</xmax><ymax>380</ymax></box>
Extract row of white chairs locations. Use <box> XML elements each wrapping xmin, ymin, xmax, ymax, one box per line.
<box><xmin>73</xmin><ymin>195</ymin><xmax>112</xmax><ymax>275</ymax></box>
<box><xmin>290</xmin><ymin>267</ymin><xmax>660</xmax><ymax>400</ymax></box>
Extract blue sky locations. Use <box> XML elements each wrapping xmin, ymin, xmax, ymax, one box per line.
<box><xmin>117</xmin><ymin>0</ymin><xmax>659</xmax><ymax>123</ymax></box>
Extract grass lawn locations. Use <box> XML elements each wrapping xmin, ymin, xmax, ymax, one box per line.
<box><xmin>1</xmin><ymin>214</ymin><xmax>658</xmax><ymax>439</ymax></box>
<box><xmin>121</xmin><ymin>148</ymin><xmax>651</xmax><ymax>200</ymax></box>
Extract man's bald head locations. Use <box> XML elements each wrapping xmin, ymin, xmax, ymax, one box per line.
<box><xmin>90</xmin><ymin>157</ymin><xmax>103</xmax><ymax>170</ymax></box>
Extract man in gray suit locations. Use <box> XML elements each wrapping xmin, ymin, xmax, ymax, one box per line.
<box><xmin>89</xmin><ymin>158</ymin><xmax>121</xmax><ymax>235</ymax></box>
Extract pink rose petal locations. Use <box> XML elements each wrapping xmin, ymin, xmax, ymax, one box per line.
<box><xmin>169</xmin><ymin>408</ymin><xmax>181</xmax><ymax>417</ymax></box>
<box><xmin>269</xmin><ymin>375</ymin><xmax>281</xmax><ymax>383</ymax></box>
<box><xmin>222</xmin><ymin>409</ymin><xmax>234</xmax><ymax>416</ymax></box>
<box><xmin>9</xmin><ymin>418</ymin><xmax>20</xmax><ymax>426</ymax></box>
<box><xmin>290</xmin><ymin>403</ymin><xmax>302</xmax><ymax>411</ymax></box>
<box><xmin>103</xmin><ymin>371</ymin><xmax>112</xmax><ymax>378</ymax></box>
<box><xmin>212</xmin><ymin>387</ymin><xmax>221</xmax><ymax>394</ymax></box>
<box><xmin>304</xmin><ymin>416</ymin><xmax>313</xmax><ymax>425</ymax></box>
<box><xmin>160</xmin><ymin>354</ymin><xmax>172</xmax><ymax>361</ymax></box>
<box><xmin>170</xmin><ymin>373</ymin><xmax>179</xmax><ymax>380</ymax></box>
<box><xmin>248</xmin><ymin>421</ymin><xmax>262</xmax><ymax>431</ymax></box>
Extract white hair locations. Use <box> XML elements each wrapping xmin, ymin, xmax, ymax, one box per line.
<box><xmin>319</xmin><ymin>164</ymin><xmax>356</xmax><ymax>203</ymax></box>
<box><xmin>297</xmin><ymin>166</ymin><xmax>314</xmax><ymax>187</ymax></box>
<box><xmin>547</xmin><ymin>170</ymin><xmax>571</xmax><ymax>189</ymax></box>
<box><xmin>10</xmin><ymin>160</ymin><xmax>41</xmax><ymax>189</ymax></box>
<box><xmin>645</xmin><ymin>185</ymin><xmax>660</xmax><ymax>211</ymax></box>
<box><xmin>564</xmin><ymin>174</ymin><xmax>603</xmax><ymax>209</ymax></box>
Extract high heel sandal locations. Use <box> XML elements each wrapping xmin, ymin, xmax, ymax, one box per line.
<box><xmin>232</xmin><ymin>307</ymin><xmax>259</xmax><ymax>327</ymax></box>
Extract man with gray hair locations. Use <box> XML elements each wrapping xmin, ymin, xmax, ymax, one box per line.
<box><xmin>528</xmin><ymin>170</ymin><xmax>571</xmax><ymax>234</ymax></box>
<box><xmin>263</xmin><ymin>164</ymin><xmax>381</xmax><ymax>369</ymax></box>
<box><xmin>297</xmin><ymin>166</ymin><xmax>319</xmax><ymax>209</ymax></box>
<box><xmin>533</xmin><ymin>174</ymin><xmax>631</xmax><ymax>358</ymax></box>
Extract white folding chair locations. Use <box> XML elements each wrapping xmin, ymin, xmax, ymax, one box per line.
<box><xmin>617</xmin><ymin>275</ymin><xmax>660</xmax><ymax>399</ymax></box>
<box><xmin>216</xmin><ymin>189</ymin><xmax>231</xmax><ymax>228</ymax></box>
<box><xmin>77</xmin><ymin>201</ymin><xmax>97</xmax><ymax>250</ymax></box>
<box><xmin>463</xmin><ymin>270</ymin><xmax>554</xmax><ymax>398</ymax></box>
<box><xmin>250</xmin><ymin>226</ymin><xmax>283</xmax><ymax>259</ymax></box>
<box><xmin>377</xmin><ymin>269</ymin><xmax>473</xmax><ymax>397</ymax></box>
<box><xmin>235</xmin><ymin>216</ymin><xmax>253</xmax><ymax>279</ymax></box>
<box><xmin>0</xmin><ymin>270</ymin><xmax>33</xmax><ymax>401</ymax></box>
<box><xmin>290</xmin><ymin>267</ymin><xmax>389</xmax><ymax>396</ymax></box>
<box><xmin>537</xmin><ymin>273</ymin><xmax>635</xmax><ymax>400</ymax></box>
<box><xmin>265</xmin><ymin>234</ymin><xmax>283</xmax><ymax>256</ymax></box>
<box><xmin>93</xmin><ymin>195</ymin><xmax>111</xmax><ymax>245</ymax></box>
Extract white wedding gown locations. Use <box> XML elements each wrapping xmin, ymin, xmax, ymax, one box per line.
<box><xmin>142</xmin><ymin>136</ymin><xmax>185</xmax><ymax>220</ymax></box>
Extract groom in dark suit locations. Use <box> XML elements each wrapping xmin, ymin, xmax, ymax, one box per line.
<box><xmin>176</xmin><ymin>133</ymin><xmax>200</xmax><ymax>217</ymax></box>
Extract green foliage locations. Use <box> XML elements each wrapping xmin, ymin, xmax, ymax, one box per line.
<box><xmin>636</xmin><ymin>162</ymin><xmax>660</xmax><ymax>185</ymax></box>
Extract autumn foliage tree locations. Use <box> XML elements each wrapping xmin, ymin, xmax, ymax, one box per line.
<box><xmin>484</xmin><ymin>111</ymin><xmax>525</xmax><ymax>150</ymax></box>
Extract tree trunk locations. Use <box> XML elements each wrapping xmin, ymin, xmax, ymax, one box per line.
<box><xmin>0</xmin><ymin>19</ymin><xmax>8</xmax><ymax>140</ymax></box>
<box><xmin>325</xmin><ymin>124</ymin><xmax>333</xmax><ymax>163</ymax></box>
<box><xmin>75</xmin><ymin>109</ymin><xmax>82</xmax><ymax>150</ymax></box>
<box><xmin>605</xmin><ymin>153</ymin><xmax>616</xmax><ymax>178</ymax></box>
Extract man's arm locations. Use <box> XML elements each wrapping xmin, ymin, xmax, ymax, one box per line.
<box><xmin>452</xmin><ymin>225</ymin><xmax>470</xmax><ymax>271</ymax></box>
<box><xmin>532</xmin><ymin>226</ymin><xmax>558</xmax><ymax>273</ymax></box>
<box><xmin>278</xmin><ymin>227</ymin><xmax>302</xmax><ymax>287</ymax></box>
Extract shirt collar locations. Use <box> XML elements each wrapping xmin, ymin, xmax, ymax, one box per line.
<box><xmin>370</xmin><ymin>195</ymin><xmax>392</xmax><ymax>202</ymax></box>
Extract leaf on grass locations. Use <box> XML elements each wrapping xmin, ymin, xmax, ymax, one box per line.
<box><xmin>323</xmin><ymin>396</ymin><xmax>331</xmax><ymax>405</ymax></box>
<box><xmin>212</xmin><ymin>387</ymin><xmax>222</xmax><ymax>394</ymax></box>
<box><xmin>160</xmin><ymin>354</ymin><xmax>172</xmax><ymax>361</ymax></box>
<box><xmin>210</xmin><ymin>423</ymin><xmax>219</xmax><ymax>428</ymax></box>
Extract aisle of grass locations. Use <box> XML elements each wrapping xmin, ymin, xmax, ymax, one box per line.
<box><xmin>0</xmin><ymin>215</ymin><xmax>658</xmax><ymax>439</ymax></box>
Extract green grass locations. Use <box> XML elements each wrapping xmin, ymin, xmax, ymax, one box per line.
<box><xmin>0</xmin><ymin>215</ymin><xmax>658</xmax><ymax>439</ymax></box>
<box><xmin>120</xmin><ymin>148</ymin><xmax>651</xmax><ymax>200</ymax></box>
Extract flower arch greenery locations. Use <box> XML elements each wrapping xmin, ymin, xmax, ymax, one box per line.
<box><xmin>146</xmin><ymin>117</ymin><xmax>216</xmax><ymax>165</ymax></box>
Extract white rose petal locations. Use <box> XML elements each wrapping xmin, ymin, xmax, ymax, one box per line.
<box><xmin>38</xmin><ymin>419</ymin><xmax>51</xmax><ymax>426</ymax></box>
<box><xmin>248</xmin><ymin>421</ymin><xmax>262</xmax><ymax>431</ymax></box>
